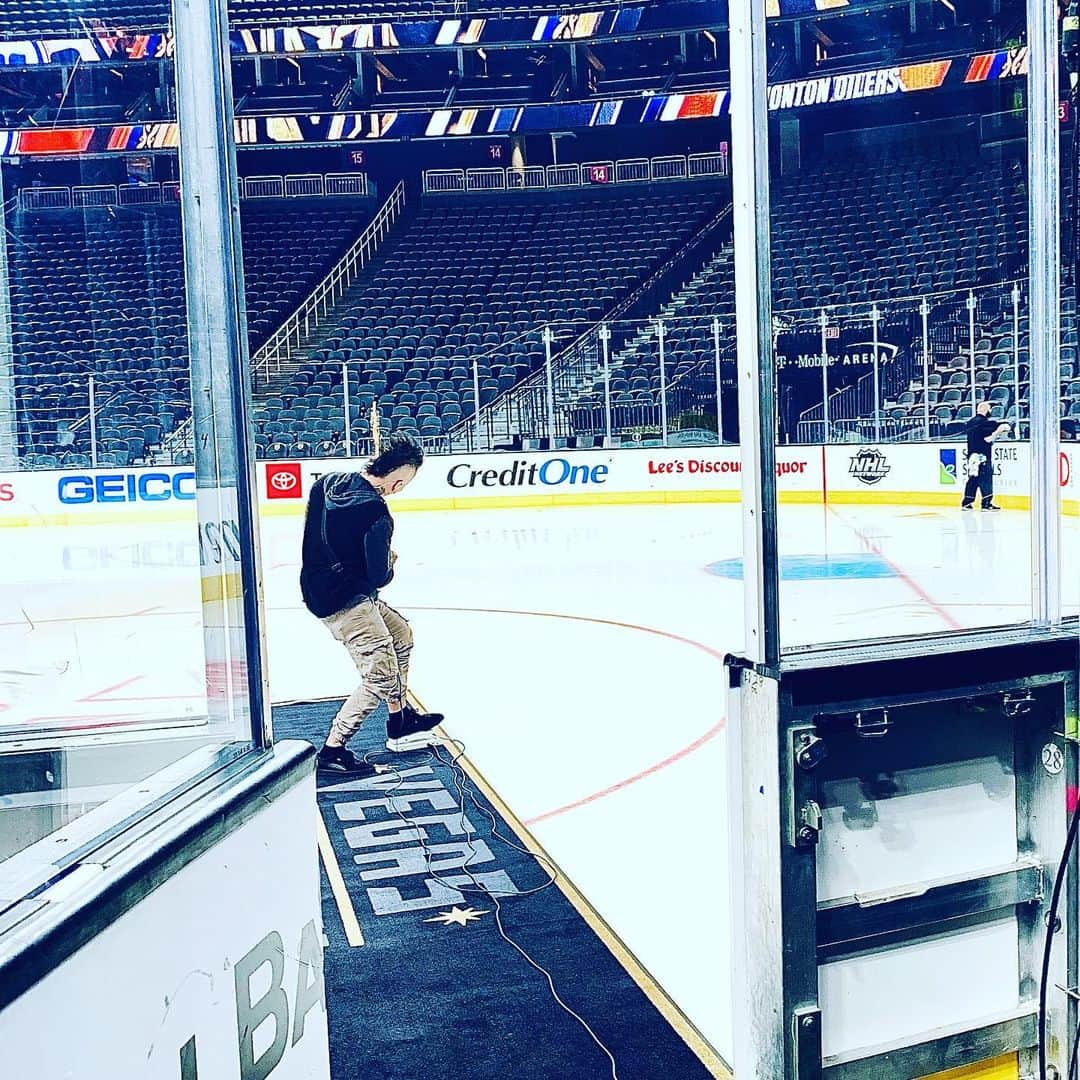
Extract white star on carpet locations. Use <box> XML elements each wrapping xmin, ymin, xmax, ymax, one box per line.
<box><xmin>424</xmin><ymin>906</ymin><xmax>488</xmax><ymax>928</ymax></box>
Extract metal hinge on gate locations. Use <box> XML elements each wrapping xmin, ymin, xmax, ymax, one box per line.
<box><xmin>795</xmin><ymin>732</ymin><xmax>828</xmax><ymax>771</ymax></box>
<box><xmin>1002</xmin><ymin>691</ymin><xmax>1036</xmax><ymax>719</ymax></box>
<box><xmin>796</xmin><ymin>800</ymin><xmax>823</xmax><ymax>848</ymax></box>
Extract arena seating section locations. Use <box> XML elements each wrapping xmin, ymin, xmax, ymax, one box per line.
<box><xmin>571</xmin><ymin>146</ymin><xmax>1079</xmax><ymax>441</ymax></box>
<box><xmin>13</xmin><ymin>205</ymin><xmax>369</xmax><ymax>467</ymax></box>
<box><xmin>569</xmin><ymin>246</ymin><xmax>735</xmax><ymax>440</ymax></box>
<box><xmin>254</xmin><ymin>189</ymin><xmax>723</xmax><ymax>456</ymax></box>
<box><xmin>12</xmin><ymin>145</ymin><xmax>1079</xmax><ymax>465</ymax></box>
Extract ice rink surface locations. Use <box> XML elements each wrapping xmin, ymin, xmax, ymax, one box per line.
<box><xmin>3</xmin><ymin>500</ymin><xmax>1077</xmax><ymax>1059</ymax></box>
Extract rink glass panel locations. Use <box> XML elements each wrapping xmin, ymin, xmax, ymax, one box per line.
<box><xmin>0</xmin><ymin>10</ymin><xmax>260</xmax><ymax>866</ymax></box>
<box><xmin>756</xmin><ymin>4</ymin><xmax>1046</xmax><ymax>650</ymax></box>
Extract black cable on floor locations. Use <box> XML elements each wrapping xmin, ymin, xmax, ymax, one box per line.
<box><xmin>1067</xmin><ymin>1007</ymin><xmax>1080</xmax><ymax>1080</ymax></box>
<box><xmin>362</xmin><ymin>738</ymin><xmax>621</xmax><ymax>1080</ymax></box>
<box><xmin>1040</xmin><ymin>794</ymin><xmax>1080</xmax><ymax>1079</ymax></box>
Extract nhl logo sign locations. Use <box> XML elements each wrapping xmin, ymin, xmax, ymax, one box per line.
<box><xmin>266</xmin><ymin>462</ymin><xmax>303</xmax><ymax>499</ymax></box>
<box><xmin>849</xmin><ymin>448</ymin><xmax>891</xmax><ymax>486</ymax></box>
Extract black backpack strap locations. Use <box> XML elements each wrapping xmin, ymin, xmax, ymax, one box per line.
<box><xmin>319</xmin><ymin>480</ymin><xmax>344</xmax><ymax>573</ymax></box>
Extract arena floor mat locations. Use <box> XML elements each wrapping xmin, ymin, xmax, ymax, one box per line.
<box><xmin>273</xmin><ymin>699</ymin><xmax>724</xmax><ymax>1080</ymax></box>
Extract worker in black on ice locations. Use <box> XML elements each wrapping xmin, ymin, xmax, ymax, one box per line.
<box><xmin>961</xmin><ymin>401</ymin><xmax>1010</xmax><ymax>511</ymax></box>
<box><xmin>300</xmin><ymin>436</ymin><xmax>444</xmax><ymax>778</ymax></box>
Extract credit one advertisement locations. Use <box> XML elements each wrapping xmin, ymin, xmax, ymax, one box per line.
<box><xmin>261</xmin><ymin>446</ymin><xmax>824</xmax><ymax>509</ymax></box>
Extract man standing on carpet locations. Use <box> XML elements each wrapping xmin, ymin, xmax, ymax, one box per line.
<box><xmin>961</xmin><ymin>401</ymin><xmax>1010</xmax><ymax>511</ymax></box>
<box><xmin>301</xmin><ymin>435</ymin><xmax>444</xmax><ymax>777</ymax></box>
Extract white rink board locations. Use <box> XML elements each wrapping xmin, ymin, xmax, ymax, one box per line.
<box><xmin>825</xmin><ymin>441</ymin><xmax>1078</xmax><ymax>505</ymax></box>
<box><xmin>257</xmin><ymin>445</ymin><xmax>823</xmax><ymax>509</ymax></box>
<box><xmin>0</xmin><ymin>481</ymin><xmax>1072</xmax><ymax>1072</ymax></box>
<box><xmin>0</xmin><ymin>443</ymin><xmax>1074</xmax><ymax>526</ymax></box>
<box><xmin>2</xmin><ymin>776</ymin><xmax>330</xmax><ymax>1080</ymax></box>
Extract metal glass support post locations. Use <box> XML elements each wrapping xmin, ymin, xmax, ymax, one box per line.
<box><xmin>342</xmin><ymin>362</ymin><xmax>352</xmax><ymax>452</ymax></box>
<box><xmin>713</xmin><ymin>316</ymin><xmax>724</xmax><ymax>444</ymax></box>
<box><xmin>729</xmin><ymin>0</ymin><xmax>779</xmax><ymax>669</ymax></box>
<box><xmin>728</xmin><ymin>0</ymin><xmax>784</xmax><ymax>1070</ymax></box>
<box><xmin>472</xmin><ymin>354</ymin><xmax>483</xmax><ymax>451</ymax></box>
<box><xmin>657</xmin><ymin>319</ymin><xmax>668</xmax><ymax>445</ymax></box>
<box><xmin>1028</xmin><ymin>0</ymin><xmax>1061</xmax><ymax>627</ymax></box>
<box><xmin>1012</xmin><ymin>283</ymin><xmax>1021</xmax><ymax>440</ymax></box>
<box><xmin>0</xmin><ymin>160</ymin><xmax>16</xmax><ymax>470</ymax></box>
<box><xmin>174</xmin><ymin>0</ymin><xmax>271</xmax><ymax>744</ymax></box>
<box><xmin>871</xmin><ymin>303</ymin><xmax>881</xmax><ymax>442</ymax></box>
<box><xmin>88</xmin><ymin>374</ymin><xmax>98</xmax><ymax>469</ymax></box>
<box><xmin>724</xmin><ymin>661</ymin><xmax>784</xmax><ymax>1077</ymax></box>
<box><xmin>600</xmin><ymin>322</ymin><xmax>612</xmax><ymax>447</ymax></box>
<box><xmin>967</xmin><ymin>289</ymin><xmax>977</xmax><ymax>412</ymax></box>
<box><xmin>819</xmin><ymin>308</ymin><xmax>829</xmax><ymax>444</ymax></box>
<box><xmin>543</xmin><ymin>325</ymin><xmax>556</xmax><ymax>448</ymax></box>
<box><xmin>921</xmin><ymin>297</ymin><xmax>931</xmax><ymax>439</ymax></box>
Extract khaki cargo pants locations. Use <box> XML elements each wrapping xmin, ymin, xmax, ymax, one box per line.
<box><xmin>322</xmin><ymin>598</ymin><xmax>413</xmax><ymax>744</ymax></box>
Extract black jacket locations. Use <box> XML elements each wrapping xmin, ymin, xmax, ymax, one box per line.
<box><xmin>300</xmin><ymin>473</ymin><xmax>395</xmax><ymax>618</ymax></box>
<box><xmin>965</xmin><ymin>414</ymin><xmax>999</xmax><ymax>455</ymax></box>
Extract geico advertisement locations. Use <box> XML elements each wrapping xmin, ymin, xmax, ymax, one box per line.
<box><xmin>58</xmin><ymin>469</ymin><xmax>196</xmax><ymax>504</ymax></box>
<box><xmin>0</xmin><ymin>467</ymin><xmax>199</xmax><ymax>516</ymax></box>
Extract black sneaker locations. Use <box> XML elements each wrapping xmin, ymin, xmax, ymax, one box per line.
<box><xmin>983</xmin><ymin>504</ymin><xmax>1002</xmax><ymax>512</ymax></box>
<box><xmin>386</xmin><ymin>704</ymin><xmax>445</xmax><ymax>753</ymax></box>
<box><xmin>961</xmin><ymin>504</ymin><xmax>973</xmax><ymax>511</ymax></box>
<box><xmin>317</xmin><ymin>745</ymin><xmax>379</xmax><ymax>779</ymax></box>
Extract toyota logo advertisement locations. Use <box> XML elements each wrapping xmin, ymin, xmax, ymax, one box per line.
<box><xmin>266</xmin><ymin>463</ymin><xmax>303</xmax><ymax>500</ymax></box>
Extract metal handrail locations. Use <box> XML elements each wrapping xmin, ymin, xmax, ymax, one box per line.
<box><xmin>455</xmin><ymin>202</ymin><xmax>735</xmax><ymax>446</ymax></box>
<box><xmin>423</xmin><ymin>152</ymin><xmax>731</xmax><ymax>196</ymax></box>
<box><xmin>548</xmin><ymin>208</ymin><xmax>735</xmax><ymax>415</ymax></box>
<box><xmin>18</xmin><ymin>171</ymin><xmax>369</xmax><ymax>212</ymax></box>
<box><xmin>252</xmin><ymin>178</ymin><xmax>406</xmax><ymax>381</ymax></box>
<box><xmin>793</xmin><ymin>278</ymin><xmax>1031</xmax><ymax>440</ymax></box>
<box><xmin>167</xmin><ymin>180</ymin><xmax>404</xmax><ymax>453</ymax></box>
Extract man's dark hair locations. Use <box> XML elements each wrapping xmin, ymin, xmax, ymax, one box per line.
<box><xmin>367</xmin><ymin>435</ymin><xmax>424</xmax><ymax>477</ymax></box>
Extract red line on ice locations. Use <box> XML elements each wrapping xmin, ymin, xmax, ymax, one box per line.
<box><xmin>404</xmin><ymin>604</ymin><xmax>728</xmax><ymax>825</ymax></box>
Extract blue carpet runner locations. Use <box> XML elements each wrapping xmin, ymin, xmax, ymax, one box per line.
<box><xmin>273</xmin><ymin>700</ymin><xmax>720</xmax><ymax>1080</ymax></box>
